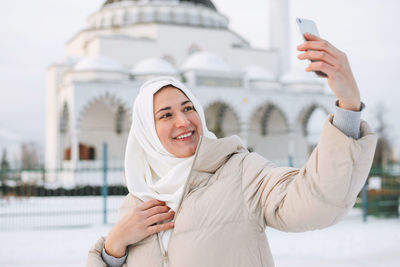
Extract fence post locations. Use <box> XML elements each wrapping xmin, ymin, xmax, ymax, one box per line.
<box><xmin>103</xmin><ymin>143</ymin><xmax>108</xmax><ymax>225</ymax></box>
<box><xmin>288</xmin><ymin>156</ymin><xmax>293</xmax><ymax>168</ymax></box>
<box><xmin>362</xmin><ymin>182</ymin><xmax>368</xmax><ymax>222</ymax></box>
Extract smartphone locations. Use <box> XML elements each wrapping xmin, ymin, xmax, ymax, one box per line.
<box><xmin>296</xmin><ymin>17</ymin><xmax>328</xmax><ymax>78</ymax></box>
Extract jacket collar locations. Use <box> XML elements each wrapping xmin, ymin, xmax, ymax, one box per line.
<box><xmin>192</xmin><ymin>135</ymin><xmax>247</xmax><ymax>173</ymax></box>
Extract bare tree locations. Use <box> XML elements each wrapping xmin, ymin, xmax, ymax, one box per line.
<box><xmin>20</xmin><ymin>142</ymin><xmax>40</xmax><ymax>169</ymax></box>
<box><xmin>1</xmin><ymin>148</ymin><xmax>10</xmax><ymax>196</ymax></box>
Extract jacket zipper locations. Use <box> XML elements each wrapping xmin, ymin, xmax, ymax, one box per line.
<box><xmin>162</xmin><ymin>251</ymin><xmax>168</xmax><ymax>267</ymax></box>
<box><xmin>156</xmin><ymin>135</ymin><xmax>205</xmax><ymax>267</ymax></box>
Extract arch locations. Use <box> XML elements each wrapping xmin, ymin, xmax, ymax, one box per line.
<box><xmin>297</xmin><ymin>103</ymin><xmax>330</xmax><ymax>136</ymax></box>
<box><xmin>77</xmin><ymin>92</ymin><xmax>131</xmax><ymax>128</ymax></box>
<box><xmin>247</xmin><ymin>102</ymin><xmax>289</xmax><ymax>165</ymax></box>
<box><xmin>247</xmin><ymin>100</ymin><xmax>288</xmax><ymax>125</ymax></box>
<box><xmin>115</xmin><ymin>105</ymin><xmax>126</xmax><ymax>135</ymax></box>
<box><xmin>76</xmin><ymin>93</ymin><xmax>132</xmax><ymax>161</ymax></box>
<box><xmin>258</xmin><ymin>104</ymin><xmax>289</xmax><ymax>136</ymax></box>
<box><xmin>204</xmin><ymin>101</ymin><xmax>240</xmax><ymax>138</ymax></box>
<box><xmin>294</xmin><ymin>103</ymin><xmax>330</xmax><ymax>159</ymax></box>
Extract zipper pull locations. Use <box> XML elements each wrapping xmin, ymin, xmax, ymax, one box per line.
<box><xmin>162</xmin><ymin>251</ymin><xmax>169</xmax><ymax>267</ymax></box>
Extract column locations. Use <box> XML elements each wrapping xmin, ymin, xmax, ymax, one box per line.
<box><xmin>288</xmin><ymin>124</ymin><xmax>296</xmax><ymax>167</ymax></box>
<box><xmin>269</xmin><ymin>0</ymin><xmax>290</xmax><ymax>76</ymax></box>
<box><xmin>71</xmin><ymin>128</ymin><xmax>79</xmax><ymax>169</ymax></box>
<box><xmin>240</xmin><ymin>120</ymin><xmax>249</xmax><ymax>149</ymax></box>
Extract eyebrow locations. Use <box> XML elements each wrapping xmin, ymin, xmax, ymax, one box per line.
<box><xmin>156</xmin><ymin>100</ymin><xmax>192</xmax><ymax>115</ymax></box>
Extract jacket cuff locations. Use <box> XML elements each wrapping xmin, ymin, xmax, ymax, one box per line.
<box><xmin>332</xmin><ymin>100</ymin><xmax>364</xmax><ymax>139</ymax></box>
<box><xmin>101</xmin><ymin>246</ymin><xmax>127</xmax><ymax>267</ymax></box>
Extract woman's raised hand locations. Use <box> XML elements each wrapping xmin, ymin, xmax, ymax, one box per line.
<box><xmin>104</xmin><ymin>199</ymin><xmax>175</xmax><ymax>257</ymax></box>
<box><xmin>297</xmin><ymin>33</ymin><xmax>361</xmax><ymax>111</ymax></box>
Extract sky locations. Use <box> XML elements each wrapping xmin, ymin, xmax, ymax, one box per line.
<box><xmin>0</xmin><ymin>0</ymin><xmax>399</xmax><ymax>162</ymax></box>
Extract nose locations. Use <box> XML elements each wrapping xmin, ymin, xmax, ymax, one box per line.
<box><xmin>175</xmin><ymin>112</ymin><xmax>190</xmax><ymax>128</ymax></box>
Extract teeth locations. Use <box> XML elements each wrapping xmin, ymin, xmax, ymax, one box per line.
<box><xmin>176</xmin><ymin>132</ymin><xmax>193</xmax><ymax>139</ymax></box>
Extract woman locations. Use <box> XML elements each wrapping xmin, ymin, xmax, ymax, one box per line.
<box><xmin>87</xmin><ymin>34</ymin><xmax>377</xmax><ymax>267</ymax></box>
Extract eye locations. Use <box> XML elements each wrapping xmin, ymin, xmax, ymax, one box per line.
<box><xmin>183</xmin><ymin>106</ymin><xmax>194</xmax><ymax>112</ymax></box>
<box><xmin>160</xmin><ymin>113</ymin><xmax>172</xmax><ymax>119</ymax></box>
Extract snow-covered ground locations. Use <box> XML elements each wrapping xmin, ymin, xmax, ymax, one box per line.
<box><xmin>0</xmin><ymin>198</ymin><xmax>399</xmax><ymax>267</ymax></box>
<box><xmin>267</xmin><ymin>215</ymin><xmax>400</xmax><ymax>267</ymax></box>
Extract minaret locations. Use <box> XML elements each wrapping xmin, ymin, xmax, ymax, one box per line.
<box><xmin>269</xmin><ymin>0</ymin><xmax>290</xmax><ymax>77</ymax></box>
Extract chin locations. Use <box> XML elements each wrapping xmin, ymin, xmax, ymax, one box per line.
<box><xmin>173</xmin><ymin>145</ymin><xmax>197</xmax><ymax>158</ymax></box>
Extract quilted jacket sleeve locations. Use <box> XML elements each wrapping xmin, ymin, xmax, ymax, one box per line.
<box><xmin>241</xmin><ymin>114</ymin><xmax>377</xmax><ymax>232</ymax></box>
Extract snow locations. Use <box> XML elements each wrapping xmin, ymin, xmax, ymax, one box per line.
<box><xmin>266</xmin><ymin>215</ymin><xmax>400</xmax><ymax>267</ymax></box>
<box><xmin>0</xmin><ymin>199</ymin><xmax>399</xmax><ymax>266</ymax></box>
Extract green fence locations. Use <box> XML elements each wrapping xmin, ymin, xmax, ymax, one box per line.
<box><xmin>0</xmin><ymin>164</ymin><xmax>399</xmax><ymax>230</ymax></box>
<box><xmin>0</xmin><ymin>166</ymin><xmax>128</xmax><ymax>230</ymax></box>
<box><xmin>359</xmin><ymin>166</ymin><xmax>400</xmax><ymax>219</ymax></box>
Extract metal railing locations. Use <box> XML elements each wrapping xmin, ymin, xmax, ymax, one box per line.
<box><xmin>358</xmin><ymin>165</ymin><xmax>400</xmax><ymax>221</ymax></box>
<box><xmin>1</xmin><ymin>157</ymin><xmax>399</xmax><ymax>230</ymax></box>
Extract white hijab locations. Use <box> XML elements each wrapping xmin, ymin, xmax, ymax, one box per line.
<box><xmin>124</xmin><ymin>76</ymin><xmax>216</xmax><ymax>251</ymax></box>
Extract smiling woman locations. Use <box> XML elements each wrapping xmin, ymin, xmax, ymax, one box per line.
<box><xmin>87</xmin><ymin>74</ymin><xmax>377</xmax><ymax>267</ymax></box>
<box><xmin>153</xmin><ymin>86</ymin><xmax>204</xmax><ymax>158</ymax></box>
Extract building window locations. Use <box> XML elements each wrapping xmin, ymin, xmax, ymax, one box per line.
<box><xmin>64</xmin><ymin>144</ymin><xmax>96</xmax><ymax>160</ymax></box>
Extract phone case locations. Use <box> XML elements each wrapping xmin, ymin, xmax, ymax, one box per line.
<box><xmin>296</xmin><ymin>18</ymin><xmax>327</xmax><ymax>78</ymax></box>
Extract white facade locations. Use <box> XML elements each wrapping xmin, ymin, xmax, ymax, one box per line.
<box><xmin>45</xmin><ymin>0</ymin><xmax>335</xmax><ymax>185</ymax></box>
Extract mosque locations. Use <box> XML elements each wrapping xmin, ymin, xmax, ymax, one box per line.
<box><xmin>45</xmin><ymin>0</ymin><xmax>335</xmax><ymax>185</ymax></box>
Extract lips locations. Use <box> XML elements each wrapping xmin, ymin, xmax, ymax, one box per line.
<box><xmin>174</xmin><ymin>131</ymin><xmax>195</xmax><ymax>140</ymax></box>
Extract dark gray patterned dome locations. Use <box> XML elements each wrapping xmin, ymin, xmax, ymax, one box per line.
<box><xmin>103</xmin><ymin>0</ymin><xmax>217</xmax><ymax>11</ymax></box>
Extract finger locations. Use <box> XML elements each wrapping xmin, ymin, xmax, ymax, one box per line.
<box><xmin>297</xmin><ymin>50</ymin><xmax>338</xmax><ymax>67</ymax></box>
<box><xmin>303</xmin><ymin>32</ymin><xmax>322</xmax><ymax>41</ymax></box>
<box><xmin>303</xmin><ymin>33</ymin><xmax>342</xmax><ymax>54</ymax></box>
<box><xmin>297</xmin><ymin>33</ymin><xmax>341</xmax><ymax>56</ymax></box>
<box><xmin>297</xmin><ymin>41</ymin><xmax>337</xmax><ymax>58</ymax></box>
<box><xmin>144</xmin><ymin>205</ymin><xmax>171</xmax><ymax>218</ymax></box>
<box><xmin>138</xmin><ymin>199</ymin><xmax>166</xmax><ymax>211</ymax></box>
<box><xmin>147</xmin><ymin>221</ymin><xmax>175</xmax><ymax>235</ymax></box>
<box><xmin>146</xmin><ymin>211</ymin><xmax>175</xmax><ymax>226</ymax></box>
<box><xmin>306</xmin><ymin>61</ymin><xmax>334</xmax><ymax>77</ymax></box>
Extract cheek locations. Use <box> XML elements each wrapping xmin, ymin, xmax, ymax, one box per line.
<box><xmin>155</xmin><ymin>122</ymin><xmax>171</xmax><ymax>143</ymax></box>
<box><xmin>192</xmin><ymin>114</ymin><xmax>203</xmax><ymax>134</ymax></box>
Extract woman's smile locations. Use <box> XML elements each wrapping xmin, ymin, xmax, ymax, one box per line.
<box><xmin>174</xmin><ymin>130</ymin><xmax>195</xmax><ymax>141</ymax></box>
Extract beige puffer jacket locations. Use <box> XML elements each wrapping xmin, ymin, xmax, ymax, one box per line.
<box><xmin>87</xmin><ymin>114</ymin><xmax>377</xmax><ymax>267</ymax></box>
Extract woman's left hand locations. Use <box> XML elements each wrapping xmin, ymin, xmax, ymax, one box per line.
<box><xmin>297</xmin><ymin>33</ymin><xmax>361</xmax><ymax>111</ymax></box>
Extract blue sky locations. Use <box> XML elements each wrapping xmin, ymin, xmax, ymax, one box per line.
<box><xmin>0</xmin><ymin>0</ymin><xmax>399</xmax><ymax>161</ymax></box>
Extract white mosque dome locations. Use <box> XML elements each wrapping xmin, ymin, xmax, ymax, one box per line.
<box><xmin>181</xmin><ymin>51</ymin><xmax>231</xmax><ymax>72</ymax></box>
<box><xmin>91</xmin><ymin>0</ymin><xmax>228</xmax><ymax>30</ymax></box>
<box><xmin>74</xmin><ymin>56</ymin><xmax>125</xmax><ymax>72</ymax></box>
<box><xmin>131</xmin><ymin>57</ymin><xmax>178</xmax><ymax>75</ymax></box>
<box><xmin>244</xmin><ymin>65</ymin><xmax>276</xmax><ymax>81</ymax></box>
<box><xmin>103</xmin><ymin>0</ymin><xmax>218</xmax><ymax>11</ymax></box>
